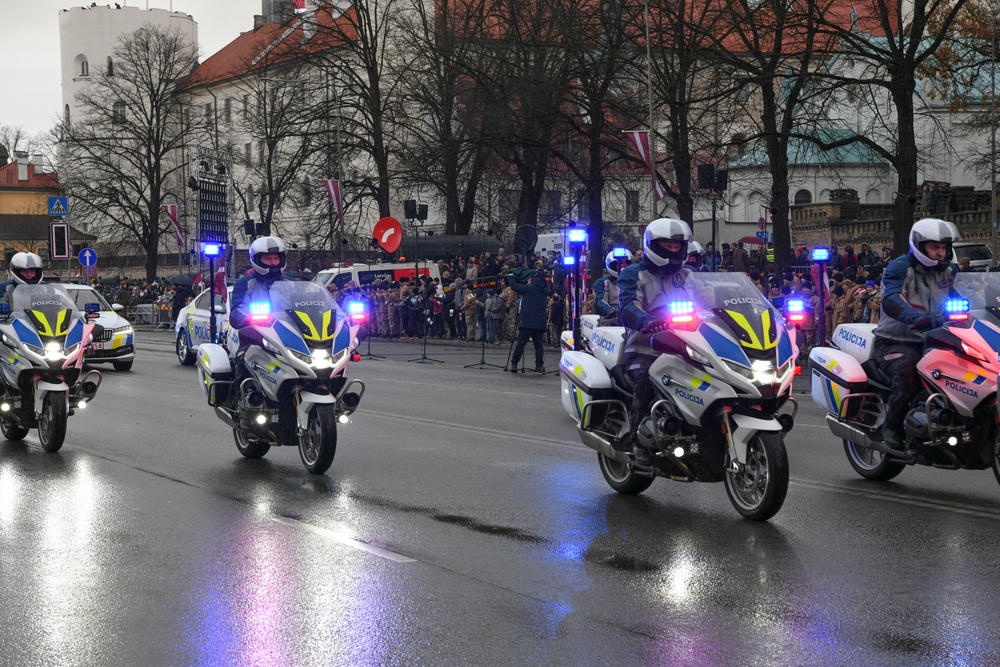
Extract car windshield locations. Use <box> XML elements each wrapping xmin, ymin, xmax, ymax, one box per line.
<box><xmin>10</xmin><ymin>283</ymin><xmax>78</xmax><ymax>313</ymax></box>
<box><xmin>955</xmin><ymin>245</ymin><xmax>993</xmax><ymax>262</ymax></box>
<box><xmin>69</xmin><ymin>287</ymin><xmax>113</xmax><ymax>312</ymax></box>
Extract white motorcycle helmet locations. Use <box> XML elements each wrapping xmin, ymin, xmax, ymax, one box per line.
<box><xmin>643</xmin><ymin>218</ymin><xmax>693</xmax><ymax>275</ymax></box>
<box><xmin>9</xmin><ymin>251</ymin><xmax>43</xmax><ymax>285</ymax></box>
<box><xmin>686</xmin><ymin>240</ymin><xmax>704</xmax><ymax>261</ymax></box>
<box><xmin>604</xmin><ymin>248</ymin><xmax>633</xmax><ymax>279</ymax></box>
<box><xmin>909</xmin><ymin>218</ymin><xmax>960</xmax><ymax>269</ymax></box>
<box><xmin>249</xmin><ymin>236</ymin><xmax>287</xmax><ymax>277</ymax></box>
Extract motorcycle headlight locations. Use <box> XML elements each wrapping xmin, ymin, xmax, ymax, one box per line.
<box><xmin>684</xmin><ymin>344</ymin><xmax>711</xmax><ymax>367</ymax></box>
<box><xmin>722</xmin><ymin>359</ymin><xmax>754</xmax><ymax>380</ymax></box>
<box><xmin>44</xmin><ymin>342</ymin><xmax>64</xmax><ymax>361</ymax></box>
<box><xmin>286</xmin><ymin>347</ymin><xmax>312</xmax><ymax>364</ymax></box>
<box><xmin>751</xmin><ymin>360</ymin><xmax>777</xmax><ymax>385</ymax></box>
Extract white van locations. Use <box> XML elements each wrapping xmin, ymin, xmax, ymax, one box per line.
<box><xmin>312</xmin><ymin>262</ymin><xmax>441</xmax><ymax>290</ymax></box>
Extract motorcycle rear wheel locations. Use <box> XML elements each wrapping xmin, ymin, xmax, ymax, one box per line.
<box><xmin>597</xmin><ymin>453</ymin><xmax>654</xmax><ymax>495</ymax></box>
<box><xmin>233</xmin><ymin>427</ymin><xmax>270</xmax><ymax>459</ymax></box>
<box><xmin>38</xmin><ymin>393</ymin><xmax>67</xmax><ymax>453</ymax></box>
<box><xmin>843</xmin><ymin>439</ymin><xmax>906</xmax><ymax>481</ymax></box>
<box><xmin>0</xmin><ymin>416</ymin><xmax>28</xmax><ymax>441</ymax></box>
<box><xmin>299</xmin><ymin>404</ymin><xmax>337</xmax><ymax>475</ymax></box>
<box><xmin>724</xmin><ymin>432</ymin><xmax>788</xmax><ymax>521</ymax></box>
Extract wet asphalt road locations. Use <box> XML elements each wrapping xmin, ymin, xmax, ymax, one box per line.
<box><xmin>1</xmin><ymin>331</ymin><xmax>999</xmax><ymax>666</ymax></box>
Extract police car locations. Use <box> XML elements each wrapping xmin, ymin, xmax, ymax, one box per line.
<box><xmin>175</xmin><ymin>286</ymin><xmax>233</xmax><ymax>365</ymax></box>
<box><xmin>62</xmin><ymin>284</ymin><xmax>136</xmax><ymax>371</ymax></box>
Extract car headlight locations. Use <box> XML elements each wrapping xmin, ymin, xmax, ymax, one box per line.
<box><xmin>115</xmin><ymin>326</ymin><xmax>134</xmax><ymax>336</ymax></box>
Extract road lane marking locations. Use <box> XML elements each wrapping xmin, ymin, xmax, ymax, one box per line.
<box><xmin>271</xmin><ymin>516</ymin><xmax>417</xmax><ymax>563</ymax></box>
<box><xmin>790</xmin><ymin>478</ymin><xmax>1000</xmax><ymax>520</ymax></box>
<box><xmin>366</xmin><ymin>377</ymin><xmax>550</xmax><ymax>399</ymax></box>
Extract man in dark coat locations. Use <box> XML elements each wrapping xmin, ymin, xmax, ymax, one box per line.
<box><xmin>508</xmin><ymin>269</ymin><xmax>551</xmax><ymax>372</ymax></box>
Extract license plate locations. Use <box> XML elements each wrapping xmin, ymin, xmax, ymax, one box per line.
<box><xmin>89</xmin><ymin>341</ymin><xmax>104</xmax><ymax>351</ymax></box>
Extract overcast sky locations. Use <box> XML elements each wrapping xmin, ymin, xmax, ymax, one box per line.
<box><xmin>0</xmin><ymin>0</ymin><xmax>261</xmax><ymax>138</ymax></box>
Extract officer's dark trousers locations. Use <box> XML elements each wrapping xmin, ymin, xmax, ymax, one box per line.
<box><xmin>625</xmin><ymin>353</ymin><xmax>657</xmax><ymax>436</ymax></box>
<box><xmin>873</xmin><ymin>336</ymin><xmax>923</xmax><ymax>435</ymax></box>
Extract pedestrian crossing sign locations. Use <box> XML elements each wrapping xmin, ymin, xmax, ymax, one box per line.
<box><xmin>48</xmin><ymin>196</ymin><xmax>69</xmax><ymax>217</ymax></box>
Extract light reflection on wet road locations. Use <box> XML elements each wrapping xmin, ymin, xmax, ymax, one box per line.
<box><xmin>0</xmin><ymin>339</ymin><xmax>998</xmax><ymax>665</ymax></box>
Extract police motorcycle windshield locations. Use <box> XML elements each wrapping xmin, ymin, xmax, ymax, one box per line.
<box><xmin>666</xmin><ymin>272</ymin><xmax>786</xmax><ymax>355</ymax></box>
<box><xmin>953</xmin><ymin>272</ymin><xmax>1000</xmax><ymax>326</ymax></box>
<box><xmin>267</xmin><ymin>281</ymin><xmax>349</xmax><ymax>348</ymax></box>
<box><xmin>10</xmin><ymin>284</ymin><xmax>81</xmax><ymax>342</ymax></box>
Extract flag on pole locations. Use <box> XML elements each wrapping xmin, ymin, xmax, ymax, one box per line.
<box><xmin>323</xmin><ymin>178</ymin><xmax>344</xmax><ymax>230</ymax></box>
<box><xmin>162</xmin><ymin>204</ymin><xmax>184</xmax><ymax>248</ymax></box>
<box><xmin>810</xmin><ymin>262</ymin><xmax>830</xmax><ymax>300</ymax></box>
<box><xmin>624</xmin><ymin>130</ymin><xmax>666</xmax><ymax>201</ymax></box>
<box><xmin>214</xmin><ymin>257</ymin><xmax>227</xmax><ymax>301</ymax></box>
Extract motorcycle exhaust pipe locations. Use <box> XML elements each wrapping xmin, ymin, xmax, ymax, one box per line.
<box><xmin>824</xmin><ymin>414</ymin><xmax>904</xmax><ymax>455</ymax></box>
<box><xmin>577</xmin><ymin>427</ymin><xmax>631</xmax><ymax>464</ymax></box>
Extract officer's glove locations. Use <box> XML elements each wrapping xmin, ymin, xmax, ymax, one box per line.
<box><xmin>641</xmin><ymin>321</ymin><xmax>668</xmax><ymax>335</ymax></box>
<box><xmin>913</xmin><ymin>315</ymin><xmax>943</xmax><ymax>331</ymax></box>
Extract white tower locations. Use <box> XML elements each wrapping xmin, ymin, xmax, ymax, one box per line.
<box><xmin>58</xmin><ymin>5</ymin><xmax>198</xmax><ymax>126</ymax></box>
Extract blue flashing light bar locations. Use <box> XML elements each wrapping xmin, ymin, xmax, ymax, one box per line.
<box><xmin>785</xmin><ymin>298</ymin><xmax>805</xmax><ymax>313</ymax></box>
<box><xmin>562</xmin><ymin>256</ymin><xmax>576</xmax><ymax>266</ymax></box>
<box><xmin>811</xmin><ymin>247</ymin><xmax>830</xmax><ymax>262</ymax></box>
<box><xmin>944</xmin><ymin>298</ymin><xmax>969</xmax><ymax>314</ymax></box>
<box><xmin>348</xmin><ymin>301</ymin><xmax>365</xmax><ymax>315</ymax></box>
<box><xmin>249</xmin><ymin>302</ymin><xmax>271</xmax><ymax>316</ymax></box>
<box><xmin>203</xmin><ymin>243</ymin><xmax>221</xmax><ymax>257</ymax></box>
<box><xmin>668</xmin><ymin>300</ymin><xmax>695</xmax><ymax>315</ymax></box>
<box><xmin>567</xmin><ymin>228</ymin><xmax>587</xmax><ymax>244</ymax></box>
<box><xmin>612</xmin><ymin>247</ymin><xmax>628</xmax><ymax>258</ymax></box>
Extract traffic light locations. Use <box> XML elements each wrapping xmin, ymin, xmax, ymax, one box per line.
<box><xmin>50</xmin><ymin>222</ymin><xmax>71</xmax><ymax>259</ymax></box>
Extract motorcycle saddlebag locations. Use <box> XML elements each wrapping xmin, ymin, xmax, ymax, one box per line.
<box><xmin>809</xmin><ymin>346</ymin><xmax>868</xmax><ymax>415</ymax></box>
<box><xmin>196</xmin><ymin>343</ymin><xmax>234</xmax><ymax>406</ymax></box>
<box><xmin>559</xmin><ymin>350</ymin><xmax>612</xmax><ymax>424</ymax></box>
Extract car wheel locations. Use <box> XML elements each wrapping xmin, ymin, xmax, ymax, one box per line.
<box><xmin>177</xmin><ymin>331</ymin><xmax>196</xmax><ymax>366</ymax></box>
<box><xmin>113</xmin><ymin>359</ymin><xmax>133</xmax><ymax>372</ymax></box>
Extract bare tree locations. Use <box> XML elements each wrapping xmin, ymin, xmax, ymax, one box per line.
<box><xmin>59</xmin><ymin>26</ymin><xmax>198</xmax><ymax>281</ymax></box>
<box><xmin>808</xmin><ymin>0</ymin><xmax>972</xmax><ymax>255</ymax></box>
<box><xmin>394</xmin><ymin>0</ymin><xmax>497</xmax><ymax>236</ymax></box>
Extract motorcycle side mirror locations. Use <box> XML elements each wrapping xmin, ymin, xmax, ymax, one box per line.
<box><xmin>214</xmin><ymin>303</ymin><xmax>227</xmax><ymax>314</ymax></box>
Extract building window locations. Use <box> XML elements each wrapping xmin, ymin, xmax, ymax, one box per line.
<box><xmin>794</xmin><ymin>189</ymin><xmax>812</xmax><ymax>205</ymax></box>
<box><xmin>258</xmin><ymin>141</ymin><xmax>265</xmax><ymax>167</ymax></box>
<box><xmin>80</xmin><ymin>60</ymin><xmax>89</xmax><ymax>76</ymax></box>
<box><xmin>244</xmin><ymin>143</ymin><xmax>252</xmax><ymax>166</ymax></box>
<box><xmin>625</xmin><ymin>190</ymin><xmax>640</xmax><ymax>222</ymax></box>
<box><xmin>499</xmin><ymin>189</ymin><xmax>518</xmax><ymax>223</ymax></box>
<box><xmin>223</xmin><ymin>98</ymin><xmax>232</xmax><ymax>123</ymax></box>
<box><xmin>204</xmin><ymin>102</ymin><xmax>213</xmax><ymax>126</ymax></box>
<box><xmin>106</xmin><ymin>57</ymin><xmax>114</xmax><ymax>76</ymax></box>
<box><xmin>112</xmin><ymin>101</ymin><xmax>126</xmax><ymax>124</ymax></box>
<box><xmin>243</xmin><ymin>94</ymin><xmax>251</xmax><ymax>119</ymax></box>
<box><xmin>302</xmin><ymin>178</ymin><xmax>312</xmax><ymax>207</ymax></box>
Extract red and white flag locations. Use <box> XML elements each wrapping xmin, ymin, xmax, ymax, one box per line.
<box><xmin>162</xmin><ymin>204</ymin><xmax>184</xmax><ymax>248</ymax></box>
<box><xmin>624</xmin><ymin>130</ymin><xmax>666</xmax><ymax>201</ymax></box>
<box><xmin>810</xmin><ymin>262</ymin><xmax>830</xmax><ymax>300</ymax></box>
<box><xmin>214</xmin><ymin>257</ymin><xmax>227</xmax><ymax>302</ymax></box>
<box><xmin>323</xmin><ymin>179</ymin><xmax>344</xmax><ymax>230</ymax></box>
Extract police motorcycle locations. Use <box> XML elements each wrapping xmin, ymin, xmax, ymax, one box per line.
<box><xmin>196</xmin><ymin>281</ymin><xmax>365</xmax><ymax>475</ymax></box>
<box><xmin>810</xmin><ymin>272</ymin><xmax>1000</xmax><ymax>485</ymax></box>
<box><xmin>0</xmin><ymin>284</ymin><xmax>102</xmax><ymax>452</ymax></box>
<box><xmin>559</xmin><ymin>272</ymin><xmax>798</xmax><ymax>521</ymax></box>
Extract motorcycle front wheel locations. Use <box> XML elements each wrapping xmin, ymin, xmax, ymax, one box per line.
<box><xmin>233</xmin><ymin>426</ymin><xmax>270</xmax><ymax>460</ymax></box>
<box><xmin>38</xmin><ymin>392</ymin><xmax>68</xmax><ymax>453</ymax></box>
<box><xmin>597</xmin><ymin>453</ymin><xmax>654</xmax><ymax>495</ymax></box>
<box><xmin>844</xmin><ymin>439</ymin><xmax>906</xmax><ymax>481</ymax></box>
<box><xmin>724</xmin><ymin>432</ymin><xmax>788</xmax><ymax>521</ymax></box>
<box><xmin>991</xmin><ymin>432</ymin><xmax>1000</xmax><ymax>488</ymax></box>
<box><xmin>299</xmin><ymin>404</ymin><xmax>337</xmax><ymax>475</ymax></box>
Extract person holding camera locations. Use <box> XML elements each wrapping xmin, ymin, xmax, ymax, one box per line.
<box><xmin>507</xmin><ymin>269</ymin><xmax>551</xmax><ymax>373</ymax></box>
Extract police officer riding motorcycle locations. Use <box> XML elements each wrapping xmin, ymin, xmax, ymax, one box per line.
<box><xmin>593</xmin><ymin>249</ymin><xmax>633</xmax><ymax>325</ymax></box>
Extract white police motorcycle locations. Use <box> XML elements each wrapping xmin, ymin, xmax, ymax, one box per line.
<box><xmin>0</xmin><ymin>284</ymin><xmax>102</xmax><ymax>451</ymax></box>
<box><xmin>560</xmin><ymin>272</ymin><xmax>797</xmax><ymax>520</ymax></box>
<box><xmin>196</xmin><ymin>281</ymin><xmax>364</xmax><ymax>474</ymax></box>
